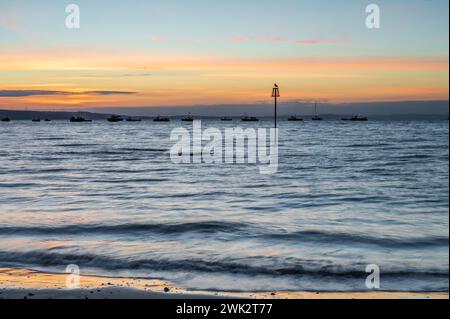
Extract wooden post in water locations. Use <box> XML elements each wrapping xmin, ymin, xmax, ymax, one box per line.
<box><xmin>272</xmin><ymin>84</ymin><xmax>280</xmax><ymax>129</ymax></box>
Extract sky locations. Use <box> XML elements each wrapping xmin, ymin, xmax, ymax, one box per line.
<box><xmin>0</xmin><ymin>0</ymin><xmax>448</xmax><ymax>110</ymax></box>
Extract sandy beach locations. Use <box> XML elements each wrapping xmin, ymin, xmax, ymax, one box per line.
<box><xmin>0</xmin><ymin>268</ymin><xmax>447</xmax><ymax>300</ymax></box>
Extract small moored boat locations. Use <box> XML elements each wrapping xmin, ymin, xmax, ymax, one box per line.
<box><xmin>107</xmin><ymin>115</ymin><xmax>124</xmax><ymax>122</ymax></box>
<box><xmin>342</xmin><ymin>115</ymin><xmax>368</xmax><ymax>122</ymax></box>
<box><xmin>181</xmin><ymin>113</ymin><xmax>194</xmax><ymax>122</ymax></box>
<box><xmin>154</xmin><ymin>115</ymin><xmax>170</xmax><ymax>122</ymax></box>
<box><xmin>288</xmin><ymin>116</ymin><xmax>303</xmax><ymax>121</ymax></box>
<box><xmin>241</xmin><ymin>115</ymin><xmax>259</xmax><ymax>122</ymax></box>
<box><xmin>70</xmin><ymin>116</ymin><xmax>91</xmax><ymax>123</ymax></box>
<box><xmin>312</xmin><ymin>102</ymin><xmax>323</xmax><ymax>121</ymax></box>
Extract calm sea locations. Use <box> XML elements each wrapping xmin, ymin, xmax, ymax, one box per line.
<box><xmin>0</xmin><ymin>119</ymin><xmax>448</xmax><ymax>292</ymax></box>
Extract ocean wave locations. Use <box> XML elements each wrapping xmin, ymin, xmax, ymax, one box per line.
<box><xmin>337</xmin><ymin>143</ymin><xmax>392</xmax><ymax>148</ymax></box>
<box><xmin>34</xmin><ymin>137</ymin><xmax>66</xmax><ymax>141</ymax></box>
<box><xmin>0</xmin><ymin>250</ymin><xmax>447</xmax><ymax>280</ymax></box>
<box><xmin>55</xmin><ymin>143</ymin><xmax>99</xmax><ymax>147</ymax></box>
<box><xmin>118</xmin><ymin>148</ymin><xmax>166</xmax><ymax>153</ymax></box>
<box><xmin>0</xmin><ymin>222</ymin><xmax>447</xmax><ymax>248</ymax></box>
<box><xmin>0</xmin><ymin>182</ymin><xmax>40</xmax><ymax>188</ymax></box>
<box><xmin>265</xmin><ymin>230</ymin><xmax>449</xmax><ymax>248</ymax></box>
<box><xmin>395</xmin><ymin>154</ymin><xmax>434</xmax><ymax>160</ymax></box>
<box><xmin>0</xmin><ymin>221</ymin><xmax>249</xmax><ymax>236</ymax></box>
<box><xmin>90</xmin><ymin>178</ymin><xmax>168</xmax><ymax>183</ymax></box>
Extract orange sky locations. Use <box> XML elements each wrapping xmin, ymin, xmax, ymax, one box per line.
<box><xmin>0</xmin><ymin>50</ymin><xmax>448</xmax><ymax>110</ymax></box>
<box><xmin>1</xmin><ymin>0</ymin><xmax>449</xmax><ymax>110</ymax></box>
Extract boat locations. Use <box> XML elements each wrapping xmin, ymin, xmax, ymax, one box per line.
<box><xmin>153</xmin><ymin>115</ymin><xmax>170</xmax><ymax>122</ymax></box>
<box><xmin>126</xmin><ymin>117</ymin><xmax>142</xmax><ymax>122</ymax></box>
<box><xmin>351</xmin><ymin>115</ymin><xmax>368</xmax><ymax>121</ymax></box>
<box><xmin>107</xmin><ymin>115</ymin><xmax>124</xmax><ymax>122</ymax></box>
<box><xmin>221</xmin><ymin>117</ymin><xmax>233</xmax><ymax>121</ymax></box>
<box><xmin>312</xmin><ymin>102</ymin><xmax>323</xmax><ymax>121</ymax></box>
<box><xmin>70</xmin><ymin>116</ymin><xmax>91</xmax><ymax>123</ymax></box>
<box><xmin>1</xmin><ymin>116</ymin><xmax>11</xmax><ymax>122</ymax></box>
<box><xmin>288</xmin><ymin>115</ymin><xmax>303</xmax><ymax>121</ymax></box>
<box><xmin>44</xmin><ymin>119</ymin><xmax>51</xmax><ymax>122</ymax></box>
<box><xmin>342</xmin><ymin>115</ymin><xmax>368</xmax><ymax>122</ymax></box>
<box><xmin>241</xmin><ymin>115</ymin><xmax>259</xmax><ymax>122</ymax></box>
<box><xmin>32</xmin><ymin>118</ymin><xmax>41</xmax><ymax>122</ymax></box>
<box><xmin>181</xmin><ymin>113</ymin><xmax>194</xmax><ymax>122</ymax></box>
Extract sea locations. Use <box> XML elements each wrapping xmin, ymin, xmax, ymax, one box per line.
<box><xmin>0</xmin><ymin>119</ymin><xmax>448</xmax><ymax>292</ymax></box>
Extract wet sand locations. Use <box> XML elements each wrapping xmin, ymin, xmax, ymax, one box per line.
<box><xmin>0</xmin><ymin>268</ymin><xmax>448</xmax><ymax>299</ymax></box>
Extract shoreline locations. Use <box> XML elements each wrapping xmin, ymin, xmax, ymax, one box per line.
<box><xmin>0</xmin><ymin>268</ymin><xmax>448</xmax><ymax>300</ymax></box>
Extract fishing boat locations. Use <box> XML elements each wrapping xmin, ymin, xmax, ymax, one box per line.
<box><xmin>312</xmin><ymin>102</ymin><xmax>323</xmax><ymax>121</ymax></box>
<box><xmin>342</xmin><ymin>115</ymin><xmax>368</xmax><ymax>122</ymax></box>
<box><xmin>221</xmin><ymin>117</ymin><xmax>233</xmax><ymax>121</ymax></box>
<box><xmin>288</xmin><ymin>115</ymin><xmax>303</xmax><ymax>121</ymax></box>
<box><xmin>241</xmin><ymin>115</ymin><xmax>259</xmax><ymax>122</ymax></box>
<box><xmin>32</xmin><ymin>118</ymin><xmax>41</xmax><ymax>122</ymax></box>
<box><xmin>153</xmin><ymin>115</ymin><xmax>170</xmax><ymax>122</ymax></box>
<box><xmin>107</xmin><ymin>115</ymin><xmax>123</xmax><ymax>122</ymax></box>
<box><xmin>182</xmin><ymin>113</ymin><xmax>194</xmax><ymax>122</ymax></box>
<box><xmin>1</xmin><ymin>116</ymin><xmax>11</xmax><ymax>122</ymax></box>
<box><xmin>44</xmin><ymin>119</ymin><xmax>51</xmax><ymax>122</ymax></box>
<box><xmin>70</xmin><ymin>116</ymin><xmax>91</xmax><ymax>123</ymax></box>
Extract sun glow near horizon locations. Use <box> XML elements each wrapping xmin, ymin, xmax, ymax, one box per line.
<box><xmin>0</xmin><ymin>0</ymin><xmax>448</xmax><ymax>110</ymax></box>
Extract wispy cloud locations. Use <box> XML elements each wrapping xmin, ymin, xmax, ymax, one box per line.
<box><xmin>227</xmin><ymin>35</ymin><xmax>247</xmax><ymax>43</ymax></box>
<box><xmin>0</xmin><ymin>90</ymin><xmax>137</xmax><ymax>97</ymax></box>
<box><xmin>296</xmin><ymin>38</ymin><xmax>350</xmax><ymax>45</ymax></box>
<box><xmin>227</xmin><ymin>35</ymin><xmax>348</xmax><ymax>45</ymax></box>
<box><xmin>0</xmin><ymin>9</ymin><xmax>45</xmax><ymax>41</ymax></box>
<box><xmin>0</xmin><ymin>9</ymin><xmax>24</xmax><ymax>33</ymax></box>
<box><xmin>227</xmin><ymin>35</ymin><xmax>289</xmax><ymax>43</ymax></box>
<box><xmin>83</xmin><ymin>91</ymin><xmax>137</xmax><ymax>95</ymax></box>
<box><xmin>150</xmin><ymin>35</ymin><xmax>169</xmax><ymax>42</ymax></box>
<box><xmin>258</xmin><ymin>37</ymin><xmax>289</xmax><ymax>43</ymax></box>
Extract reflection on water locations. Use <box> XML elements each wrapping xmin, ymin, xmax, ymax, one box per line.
<box><xmin>0</xmin><ymin>120</ymin><xmax>448</xmax><ymax>292</ymax></box>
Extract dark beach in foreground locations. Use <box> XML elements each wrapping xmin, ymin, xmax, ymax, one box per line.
<box><xmin>0</xmin><ymin>268</ymin><xmax>447</xmax><ymax>300</ymax></box>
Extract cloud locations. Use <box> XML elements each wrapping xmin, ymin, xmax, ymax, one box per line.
<box><xmin>227</xmin><ymin>35</ymin><xmax>288</xmax><ymax>43</ymax></box>
<box><xmin>0</xmin><ymin>90</ymin><xmax>137</xmax><ymax>97</ymax></box>
<box><xmin>0</xmin><ymin>10</ymin><xmax>25</xmax><ymax>33</ymax></box>
<box><xmin>150</xmin><ymin>35</ymin><xmax>169</xmax><ymax>42</ymax></box>
<box><xmin>228</xmin><ymin>35</ymin><xmax>252</xmax><ymax>43</ymax></box>
<box><xmin>259</xmin><ymin>37</ymin><xmax>288</xmax><ymax>43</ymax></box>
<box><xmin>226</xmin><ymin>35</ymin><xmax>349</xmax><ymax>45</ymax></box>
<box><xmin>296</xmin><ymin>38</ymin><xmax>350</xmax><ymax>45</ymax></box>
<box><xmin>0</xmin><ymin>9</ymin><xmax>44</xmax><ymax>40</ymax></box>
<box><xmin>0</xmin><ymin>90</ymin><xmax>68</xmax><ymax>97</ymax></box>
<box><xmin>83</xmin><ymin>91</ymin><xmax>136</xmax><ymax>95</ymax></box>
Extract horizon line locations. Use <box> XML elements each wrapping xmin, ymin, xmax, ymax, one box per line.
<box><xmin>1</xmin><ymin>98</ymin><xmax>448</xmax><ymax>112</ymax></box>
